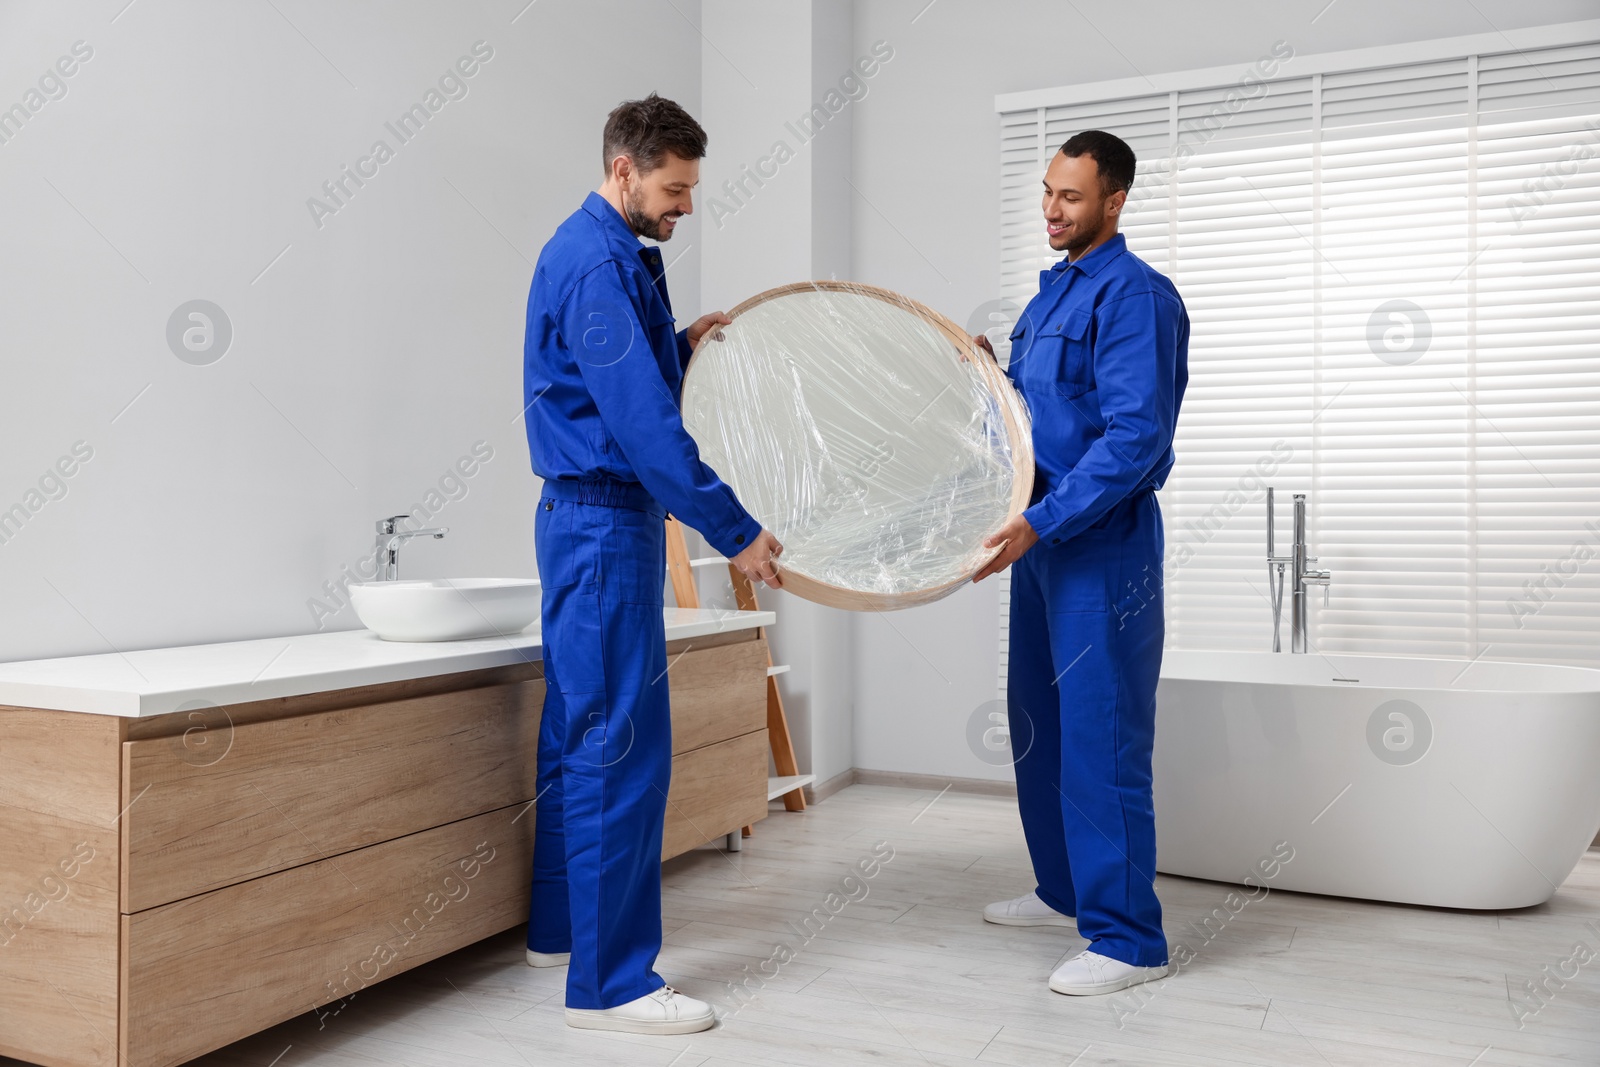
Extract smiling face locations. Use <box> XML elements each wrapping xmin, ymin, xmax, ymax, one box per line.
<box><xmin>1041</xmin><ymin>150</ymin><xmax>1125</xmax><ymax>259</ymax></box>
<box><xmin>618</xmin><ymin>152</ymin><xmax>697</xmax><ymax>242</ymax></box>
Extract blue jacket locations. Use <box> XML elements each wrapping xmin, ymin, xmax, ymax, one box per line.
<box><xmin>1005</xmin><ymin>233</ymin><xmax>1190</xmax><ymax>546</ymax></box>
<box><xmin>523</xmin><ymin>192</ymin><xmax>762</xmax><ymax>559</ymax></box>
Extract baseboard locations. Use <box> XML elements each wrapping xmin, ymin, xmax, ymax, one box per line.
<box><xmin>799</xmin><ymin>779</ymin><xmax>1600</xmax><ymax>866</ymax></box>
<box><xmin>804</xmin><ymin>767</ymin><xmax>857</xmax><ymax>805</ymax></box>
<box><xmin>802</xmin><ymin>786</ymin><xmax>1600</xmax><ymax>865</ymax></box>
<box><xmin>791</xmin><ymin>768</ymin><xmax>1019</xmax><ymax>806</ymax></box>
<box><xmin>852</xmin><ymin>768</ymin><xmax>1019</xmax><ymax>798</ymax></box>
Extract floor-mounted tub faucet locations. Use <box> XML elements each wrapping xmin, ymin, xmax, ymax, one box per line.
<box><xmin>375</xmin><ymin>513</ymin><xmax>447</xmax><ymax>581</ymax></box>
<box><xmin>1266</xmin><ymin>489</ymin><xmax>1331</xmax><ymax>653</ymax></box>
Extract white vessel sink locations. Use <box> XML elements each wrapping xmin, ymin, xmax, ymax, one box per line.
<box><xmin>349</xmin><ymin>578</ymin><xmax>542</xmax><ymax>642</ymax></box>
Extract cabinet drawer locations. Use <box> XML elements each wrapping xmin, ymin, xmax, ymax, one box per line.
<box><xmin>120</xmin><ymin>680</ymin><xmax>542</xmax><ymax>912</ymax></box>
<box><xmin>669</xmin><ymin>634</ymin><xmax>769</xmax><ymax>756</ymax></box>
<box><xmin>121</xmin><ymin>804</ymin><xmax>533</xmax><ymax>1067</ymax></box>
<box><xmin>662</xmin><ymin>729</ymin><xmax>769</xmax><ymax>860</ymax></box>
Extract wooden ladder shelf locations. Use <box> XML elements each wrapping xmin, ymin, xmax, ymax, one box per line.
<box><xmin>664</xmin><ymin>517</ymin><xmax>811</xmax><ymax>833</ymax></box>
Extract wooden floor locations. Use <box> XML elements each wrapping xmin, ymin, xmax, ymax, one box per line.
<box><xmin>12</xmin><ymin>782</ymin><xmax>1600</xmax><ymax>1066</ymax></box>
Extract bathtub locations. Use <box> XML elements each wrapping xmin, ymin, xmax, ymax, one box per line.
<box><xmin>1154</xmin><ymin>650</ymin><xmax>1600</xmax><ymax>910</ymax></box>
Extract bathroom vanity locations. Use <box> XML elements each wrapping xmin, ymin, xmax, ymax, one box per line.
<box><xmin>0</xmin><ymin>607</ymin><xmax>774</xmax><ymax>1067</ymax></box>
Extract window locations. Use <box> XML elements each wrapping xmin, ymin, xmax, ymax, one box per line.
<box><xmin>995</xmin><ymin>33</ymin><xmax>1600</xmax><ymax>667</ymax></box>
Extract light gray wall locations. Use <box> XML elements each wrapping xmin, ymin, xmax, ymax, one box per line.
<box><xmin>845</xmin><ymin>0</ymin><xmax>1600</xmax><ymax>781</ymax></box>
<box><xmin>698</xmin><ymin>0</ymin><xmax>861</xmax><ymax>787</ymax></box>
<box><xmin>0</xmin><ymin>0</ymin><xmax>702</xmax><ymax>660</ymax></box>
<box><xmin>6</xmin><ymin>0</ymin><xmax>1593</xmax><ymax>788</ymax></box>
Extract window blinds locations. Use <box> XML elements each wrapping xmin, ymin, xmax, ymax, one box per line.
<box><xmin>995</xmin><ymin>39</ymin><xmax>1600</xmax><ymax>668</ymax></box>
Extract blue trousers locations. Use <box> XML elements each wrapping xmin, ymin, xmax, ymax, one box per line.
<box><xmin>1007</xmin><ymin>490</ymin><xmax>1168</xmax><ymax>968</ymax></box>
<box><xmin>527</xmin><ymin>488</ymin><xmax>671</xmax><ymax>1010</ymax></box>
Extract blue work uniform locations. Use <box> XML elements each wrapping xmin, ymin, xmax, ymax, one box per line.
<box><xmin>1003</xmin><ymin>232</ymin><xmax>1188</xmax><ymax>969</ymax></box>
<box><xmin>522</xmin><ymin>192</ymin><xmax>761</xmax><ymax>1010</ymax></box>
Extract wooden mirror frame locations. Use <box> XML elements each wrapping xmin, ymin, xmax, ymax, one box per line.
<box><xmin>682</xmin><ymin>280</ymin><xmax>1035</xmax><ymax>612</ymax></box>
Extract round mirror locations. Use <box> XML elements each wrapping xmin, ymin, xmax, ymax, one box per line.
<box><xmin>681</xmin><ymin>281</ymin><xmax>1034</xmax><ymax>611</ymax></box>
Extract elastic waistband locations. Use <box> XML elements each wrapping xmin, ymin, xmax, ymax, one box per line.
<box><xmin>540</xmin><ymin>478</ymin><xmax>665</xmax><ymax>517</ymax></box>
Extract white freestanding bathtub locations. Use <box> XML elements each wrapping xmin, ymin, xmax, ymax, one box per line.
<box><xmin>1154</xmin><ymin>650</ymin><xmax>1600</xmax><ymax>910</ymax></box>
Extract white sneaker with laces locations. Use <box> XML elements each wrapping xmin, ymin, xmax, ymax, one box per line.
<box><xmin>1048</xmin><ymin>950</ymin><xmax>1168</xmax><ymax>996</ymax></box>
<box><xmin>525</xmin><ymin>949</ymin><xmax>570</xmax><ymax>968</ymax></box>
<box><xmin>565</xmin><ymin>985</ymin><xmax>716</xmax><ymax>1035</ymax></box>
<box><xmin>982</xmin><ymin>890</ymin><xmax>1076</xmax><ymax>928</ymax></box>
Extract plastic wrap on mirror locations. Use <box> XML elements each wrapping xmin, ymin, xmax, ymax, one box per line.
<box><xmin>681</xmin><ymin>281</ymin><xmax>1034</xmax><ymax>611</ymax></box>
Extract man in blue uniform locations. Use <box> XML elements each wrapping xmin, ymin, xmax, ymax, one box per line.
<box><xmin>522</xmin><ymin>93</ymin><xmax>784</xmax><ymax>1035</ymax></box>
<box><xmin>972</xmin><ymin>130</ymin><xmax>1189</xmax><ymax>997</ymax></box>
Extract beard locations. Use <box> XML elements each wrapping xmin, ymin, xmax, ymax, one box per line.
<box><xmin>1057</xmin><ymin>203</ymin><xmax>1108</xmax><ymax>258</ymax></box>
<box><xmin>624</xmin><ymin>185</ymin><xmax>678</xmax><ymax>242</ymax></box>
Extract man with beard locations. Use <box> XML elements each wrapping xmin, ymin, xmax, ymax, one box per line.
<box><xmin>972</xmin><ymin>129</ymin><xmax>1189</xmax><ymax>996</ymax></box>
<box><xmin>521</xmin><ymin>93</ymin><xmax>783</xmax><ymax>1034</ymax></box>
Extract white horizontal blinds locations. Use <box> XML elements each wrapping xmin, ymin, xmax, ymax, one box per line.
<box><xmin>1472</xmin><ymin>43</ymin><xmax>1600</xmax><ymax>665</ymax></box>
<box><xmin>1161</xmin><ymin>77</ymin><xmax>1317</xmax><ymax>650</ymax></box>
<box><xmin>997</xmin><ymin>37</ymin><xmax>1600</xmax><ymax>667</ymax></box>
<box><xmin>994</xmin><ymin>107</ymin><xmax>1045</xmax><ymax>696</ymax></box>
<box><xmin>998</xmin><ymin>105</ymin><xmax>1051</xmax><ymax>357</ymax></box>
<box><xmin>1479</xmin><ymin>40</ymin><xmax>1600</xmax><ymax>124</ymax></box>
<box><xmin>1314</xmin><ymin>59</ymin><xmax>1475</xmax><ymax>658</ymax></box>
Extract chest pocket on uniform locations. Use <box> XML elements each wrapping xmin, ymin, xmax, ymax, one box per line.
<box><xmin>645</xmin><ymin>298</ymin><xmax>676</xmax><ymax>331</ymax></box>
<box><xmin>1038</xmin><ymin>307</ymin><xmax>1095</xmax><ymax>398</ymax></box>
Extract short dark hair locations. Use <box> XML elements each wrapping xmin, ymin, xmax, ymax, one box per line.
<box><xmin>1059</xmin><ymin>130</ymin><xmax>1136</xmax><ymax>197</ymax></box>
<box><xmin>602</xmin><ymin>93</ymin><xmax>707</xmax><ymax>176</ymax></box>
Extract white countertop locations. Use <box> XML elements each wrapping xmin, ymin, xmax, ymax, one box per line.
<box><xmin>0</xmin><ymin>608</ymin><xmax>774</xmax><ymax>718</ymax></box>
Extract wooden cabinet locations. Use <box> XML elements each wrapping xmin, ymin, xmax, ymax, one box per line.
<box><xmin>121</xmin><ymin>806</ymin><xmax>531</xmax><ymax>1067</ymax></box>
<box><xmin>0</xmin><ymin>628</ymin><xmax>770</xmax><ymax>1067</ymax></box>
<box><xmin>659</xmin><ymin>635</ymin><xmax>770</xmax><ymax>863</ymax></box>
<box><xmin>663</xmin><ymin>731</ymin><xmax>769</xmax><ymax>860</ymax></box>
<box><xmin>119</xmin><ymin>679</ymin><xmax>545</xmax><ymax>912</ymax></box>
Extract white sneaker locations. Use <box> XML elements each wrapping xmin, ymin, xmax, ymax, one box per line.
<box><xmin>526</xmin><ymin>949</ymin><xmax>570</xmax><ymax>968</ymax></box>
<box><xmin>982</xmin><ymin>891</ymin><xmax>1076</xmax><ymax>928</ymax></box>
<box><xmin>1049</xmin><ymin>950</ymin><xmax>1168</xmax><ymax>996</ymax></box>
<box><xmin>565</xmin><ymin>985</ymin><xmax>716</xmax><ymax>1035</ymax></box>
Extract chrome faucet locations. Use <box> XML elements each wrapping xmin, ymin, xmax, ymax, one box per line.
<box><xmin>374</xmin><ymin>514</ymin><xmax>447</xmax><ymax>581</ymax></box>
<box><xmin>1266</xmin><ymin>489</ymin><xmax>1331</xmax><ymax>653</ymax></box>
